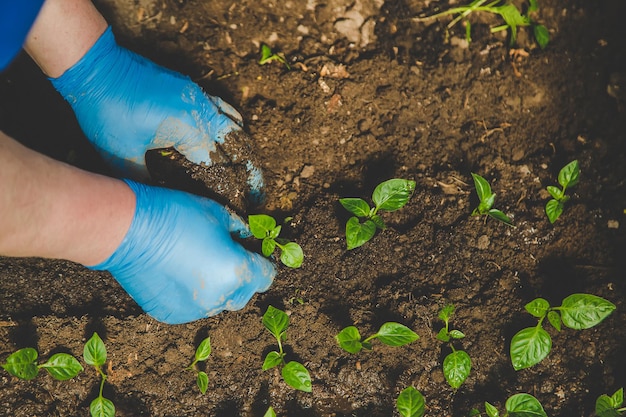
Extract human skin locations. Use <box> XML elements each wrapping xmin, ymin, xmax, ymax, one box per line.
<box><xmin>0</xmin><ymin>0</ymin><xmax>134</xmax><ymax>265</ymax></box>
<box><xmin>0</xmin><ymin>131</ymin><xmax>135</xmax><ymax>266</ymax></box>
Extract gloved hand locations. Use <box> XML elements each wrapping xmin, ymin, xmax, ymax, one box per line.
<box><xmin>88</xmin><ymin>180</ymin><xmax>276</xmax><ymax>324</ymax></box>
<box><xmin>50</xmin><ymin>26</ymin><xmax>264</xmax><ymax>204</ymax></box>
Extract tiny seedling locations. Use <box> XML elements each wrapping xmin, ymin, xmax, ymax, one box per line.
<box><xmin>436</xmin><ymin>304</ymin><xmax>471</xmax><ymax>389</ymax></box>
<box><xmin>396</xmin><ymin>386</ymin><xmax>426</xmax><ymax>417</ymax></box>
<box><xmin>471</xmin><ymin>173</ymin><xmax>514</xmax><ymax>226</ymax></box>
<box><xmin>415</xmin><ymin>0</ymin><xmax>549</xmax><ymax>48</ymax></box>
<box><xmin>336</xmin><ymin>322</ymin><xmax>419</xmax><ymax>354</ymax></box>
<box><xmin>510</xmin><ymin>293</ymin><xmax>615</xmax><ymax>370</ymax></box>
<box><xmin>340</xmin><ymin>178</ymin><xmax>416</xmax><ymax>250</ymax></box>
<box><xmin>262</xmin><ymin>305</ymin><xmax>312</xmax><ymax>392</ymax></box>
<box><xmin>545</xmin><ymin>160</ymin><xmax>579</xmax><ymax>224</ymax></box>
<box><xmin>2</xmin><ymin>347</ymin><xmax>83</xmax><ymax>381</ymax></box>
<box><xmin>264</xmin><ymin>406</ymin><xmax>277</xmax><ymax>417</ymax></box>
<box><xmin>596</xmin><ymin>388</ymin><xmax>626</xmax><ymax>417</ymax></box>
<box><xmin>259</xmin><ymin>44</ymin><xmax>290</xmax><ymax>70</ymax></box>
<box><xmin>185</xmin><ymin>336</ymin><xmax>212</xmax><ymax>395</ymax></box>
<box><xmin>249</xmin><ymin>214</ymin><xmax>303</xmax><ymax>268</ymax></box>
<box><xmin>84</xmin><ymin>332</ymin><xmax>115</xmax><ymax>417</ymax></box>
<box><xmin>471</xmin><ymin>393</ymin><xmax>547</xmax><ymax>417</ymax></box>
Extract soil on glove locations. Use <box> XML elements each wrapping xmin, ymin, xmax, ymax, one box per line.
<box><xmin>1</xmin><ymin>0</ymin><xmax>625</xmax><ymax>416</ymax></box>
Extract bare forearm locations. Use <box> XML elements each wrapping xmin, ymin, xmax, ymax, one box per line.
<box><xmin>0</xmin><ymin>131</ymin><xmax>134</xmax><ymax>266</ymax></box>
<box><xmin>24</xmin><ymin>0</ymin><xmax>107</xmax><ymax>78</ymax></box>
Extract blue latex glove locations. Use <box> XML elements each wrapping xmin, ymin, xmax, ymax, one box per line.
<box><xmin>88</xmin><ymin>180</ymin><xmax>276</xmax><ymax>324</ymax></box>
<box><xmin>50</xmin><ymin>26</ymin><xmax>264</xmax><ymax>203</ymax></box>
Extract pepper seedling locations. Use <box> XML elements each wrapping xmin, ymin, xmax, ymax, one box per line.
<box><xmin>545</xmin><ymin>160</ymin><xmax>579</xmax><ymax>224</ymax></box>
<box><xmin>249</xmin><ymin>214</ymin><xmax>303</xmax><ymax>268</ymax></box>
<box><xmin>262</xmin><ymin>305</ymin><xmax>312</xmax><ymax>392</ymax></box>
<box><xmin>2</xmin><ymin>347</ymin><xmax>83</xmax><ymax>381</ymax></box>
<box><xmin>470</xmin><ymin>393</ymin><xmax>547</xmax><ymax>417</ymax></box>
<box><xmin>436</xmin><ymin>304</ymin><xmax>471</xmax><ymax>389</ymax></box>
<box><xmin>596</xmin><ymin>388</ymin><xmax>626</xmax><ymax>417</ymax></box>
<box><xmin>185</xmin><ymin>336</ymin><xmax>212</xmax><ymax>395</ymax></box>
<box><xmin>470</xmin><ymin>173</ymin><xmax>514</xmax><ymax>226</ymax></box>
<box><xmin>84</xmin><ymin>332</ymin><xmax>115</xmax><ymax>417</ymax></box>
<box><xmin>510</xmin><ymin>293</ymin><xmax>615</xmax><ymax>370</ymax></box>
<box><xmin>396</xmin><ymin>386</ymin><xmax>426</xmax><ymax>417</ymax></box>
<box><xmin>259</xmin><ymin>44</ymin><xmax>290</xmax><ymax>70</ymax></box>
<box><xmin>414</xmin><ymin>0</ymin><xmax>549</xmax><ymax>48</ymax></box>
<box><xmin>340</xmin><ymin>178</ymin><xmax>416</xmax><ymax>250</ymax></box>
<box><xmin>336</xmin><ymin>322</ymin><xmax>419</xmax><ymax>354</ymax></box>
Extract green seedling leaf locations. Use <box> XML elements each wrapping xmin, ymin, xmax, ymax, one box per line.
<box><xmin>262</xmin><ymin>238</ymin><xmax>277</xmax><ymax>257</ymax></box>
<box><xmin>375</xmin><ymin>322</ymin><xmax>419</xmax><ymax>347</ymax></box>
<box><xmin>281</xmin><ymin>361</ymin><xmax>311</xmax><ymax>392</ymax></box>
<box><xmin>505</xmin><ymin>393</ymin><xmax>547</xmax><ymax>417</ymax></box>
<box><xmin>370</xmin><ymin>214</ymin><xmax>386</xmax><ymax>230</ymax></box>
<box><xmin>485</xmin><ymin>402</ymin><xmax>500</xmax><ymax>417</ymax></box>
<box><xmin>488</xmin><ymin>209</ymin><xmax>514</xmax><ymax>226</ymax></box>
<box><xmin>336</xmin><ymin>326</ymin><xmax>364</xmax><ymax>354</ymax></box>
<box><xmin>40</xmin><ymin>353</ymin><xmax>83</xmax><ymax>380</ymax></box>
<box><xmin>510</xmin><ymin>326</ymin><xmax>552</xmax><ymax>370</ymax></box>
<box><xmin>436</xmin><ymin>327</ymin><xmax>450</xmax><ymax>343</ymax></box>
<box><xmin>2</xmin><ymin>347</ymin><xmax>39</xmax><ymax>380</ymax></box>
<box><xmin>471</xmin><ymin>173</ymin><xmax>492</xmax><ymax>205</ymax></box>
<box><xmin>259</xmin><ymin>44</ymin><xmax>290</xmax><ymax>69</ymax></box>
<box><xmin>196</xmin><ymin>371</ymin><xmax>209</xmax><ymax>395</ymax></box>
<box><xmin>559</xmin><ymin>293</ymin><xmax>616</xmax><ymax>330</ymax></box>
<box><xmin>264</xmin><ymin>406</ymin><xmax>277</xmax><ymax>417</ymax></box>
<box><xmin>596</xmin><ymin>388</ymin><xmax>624</xmax><ymax>417</ymax></box>
<box><xmin>443</xmin><ymin>350</ymin><xmax>472</xmax><ymax>389</ymax></box>
<box><xmin>546</xmin><ymin>185</ymin><xmax>563</xmax><ymax>200</ymax></box>
<box><xmin>525</xmin><ymin>298</ymin><xmax>550</xmax><ymax>318</ymax></box>
<box><xmin>493</xmin><ymin>3</ymin><xmax>528</xmax><ymax>43</ymax></box>
<box><xmin>249</xmin><ymin>214</ymin><xmax>277</xmax><ymax>239</ymax></box>
<box><xmin>262</xmin><ymin>351</ymin><xmax>285</xmax><ymax>370</ymax></box>
<box><xmin>280</xmin><ymin>242</ymin><xmax>304</xmax><ymax>268</ymax></box>
<box><xmin>345</xmin><ymin>217</ymin><xmax>377</xmax><ymax>249</ymax></box>
<box><xmin>547</xmin><ymin>311</ymin><xmax>562</xmax><ymax>332</ymax></box>
<box><xmin>340</xmin><ymin>198</ymin><xmax>371</xmax><ymax>218</ymax></box>
<box><xmin>195</xmin><ymin>337</ymin><xmax>212</xmax><ymax>362</ymax></box>
<box><xmin>263</xmin><ymin>306</ymin><xmax>289</xmax><ymax>339</ymax></box>
<box><xmin>545</xmin><ymin>199</ymin><xmax>564</xmax><ymax>224</ymax></box>
<box><xmin>396</xmin><ymin>386</ymin><xmax>425</xmax><ymax>417</ymax></box>
<box><xmin>438</xmin><ymin>304</ymin><xmax>455</xmax><ymax>322</ymax></box>
<box><xmin>84</xmin><ymin>333</ymin><xmax>107</xmax><ymax>367</ymax></box>
<box><xmin>558</xmin><ymin>160</ymin><xmax>580</xmax><ymax>188</ymax></box>
<box><xmin>90</xmin><ymin>396</ymin><xmax>115</xmax><ymax>417</ymax></box>
<box><xmin>449</xmin><ymin>329</ymin><xmax>465</xmax><ymax>339</ymax></box>
<box><xmin>372</xmin><ymin>179</ymin><xmax>416</xmax><ymax>211</ymax></box>
<box><xmin>534</xmin><ymin>24</ymin><xmax>549</xmax><ymax>48</ymax></box>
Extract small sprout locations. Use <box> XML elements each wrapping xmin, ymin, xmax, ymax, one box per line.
<box><xmin>259</xmin><ymin>44</ymin><xmax>290</xmax><ymax>70</ymax></box>
<box><xmin>415</xmin><ymin>0</ymin><xmax>549</xmax><ymax>49</ymax></box>
<box><xmin>470</xmin><ymin>173</ymin><xmax>514</xmax><ymax>226</ymax></box>
<box><xmin>186</xmin><ymin>337</ymin><xmax>212</xmax><ymax>394</ymax></box>
<box><xmin>596</xmin><ymin>388</ymin><xmax>626</xmax><ymax>417</ymax></box>
<box><xmin>396</xmin><ymin>386</ymin><xmax>425</xmax><ymax>417</ymax></box>
<box><xmin>340</xmin><ymin>178</ymin><xmax>416</xmax><ymax>249</ymax></box>
<box><xmin>474</xmin><ymin>393</ymin><xmax>547</xmax><ymax>417</ymax></box>
<box><xmin>545</xmin><ymin>160</ymin><xmax>579</xmax><ymax>224</ymax></box>
<box><xmin>2</xmin><ymin>348</ymin><xmax>83</xmax><ymax>381</ymax></box>
<box><xmin>336</xmin><ymin>322</ymin><xmax>419</xmax><ymax>354</ymax></box>
<box><xmin>262</xmin><ymin>305</ymin><xmax>312</xmax><ymax>392</ymax></box>
<box><xmin>510</xmin><ymin>294</ymin><xmax>615</xmax><ymax>370</ymax></box>
<box><xmin>264</xmin><ymin>406</ymin><xmax>277</xmax><ymax>417</ymax></box>
<box><xmin>249</xmin><ymin>214</ymin><xmax>303</xmax><ymax>268</ymax></box>
<box><xmin>84</xmin><ymin>333</ymin><xmax>115</xmax><ymax>417</ymax></box>
<box><xmin>436</xmin><ymin>304</ymin><xmax>471</xmax><ymax>389</ymax></box>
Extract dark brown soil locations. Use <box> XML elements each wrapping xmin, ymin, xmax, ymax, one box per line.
<box><xmin>1</xmin><ymin>0</ymin><xmax>625</xmax><ymax>416</ymax></box>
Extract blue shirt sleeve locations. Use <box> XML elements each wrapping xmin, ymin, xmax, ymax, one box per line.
<box><xmin>0</xmin><ymin>1</ymin><xmax>45</xmax><ymax>70</ymax></box>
